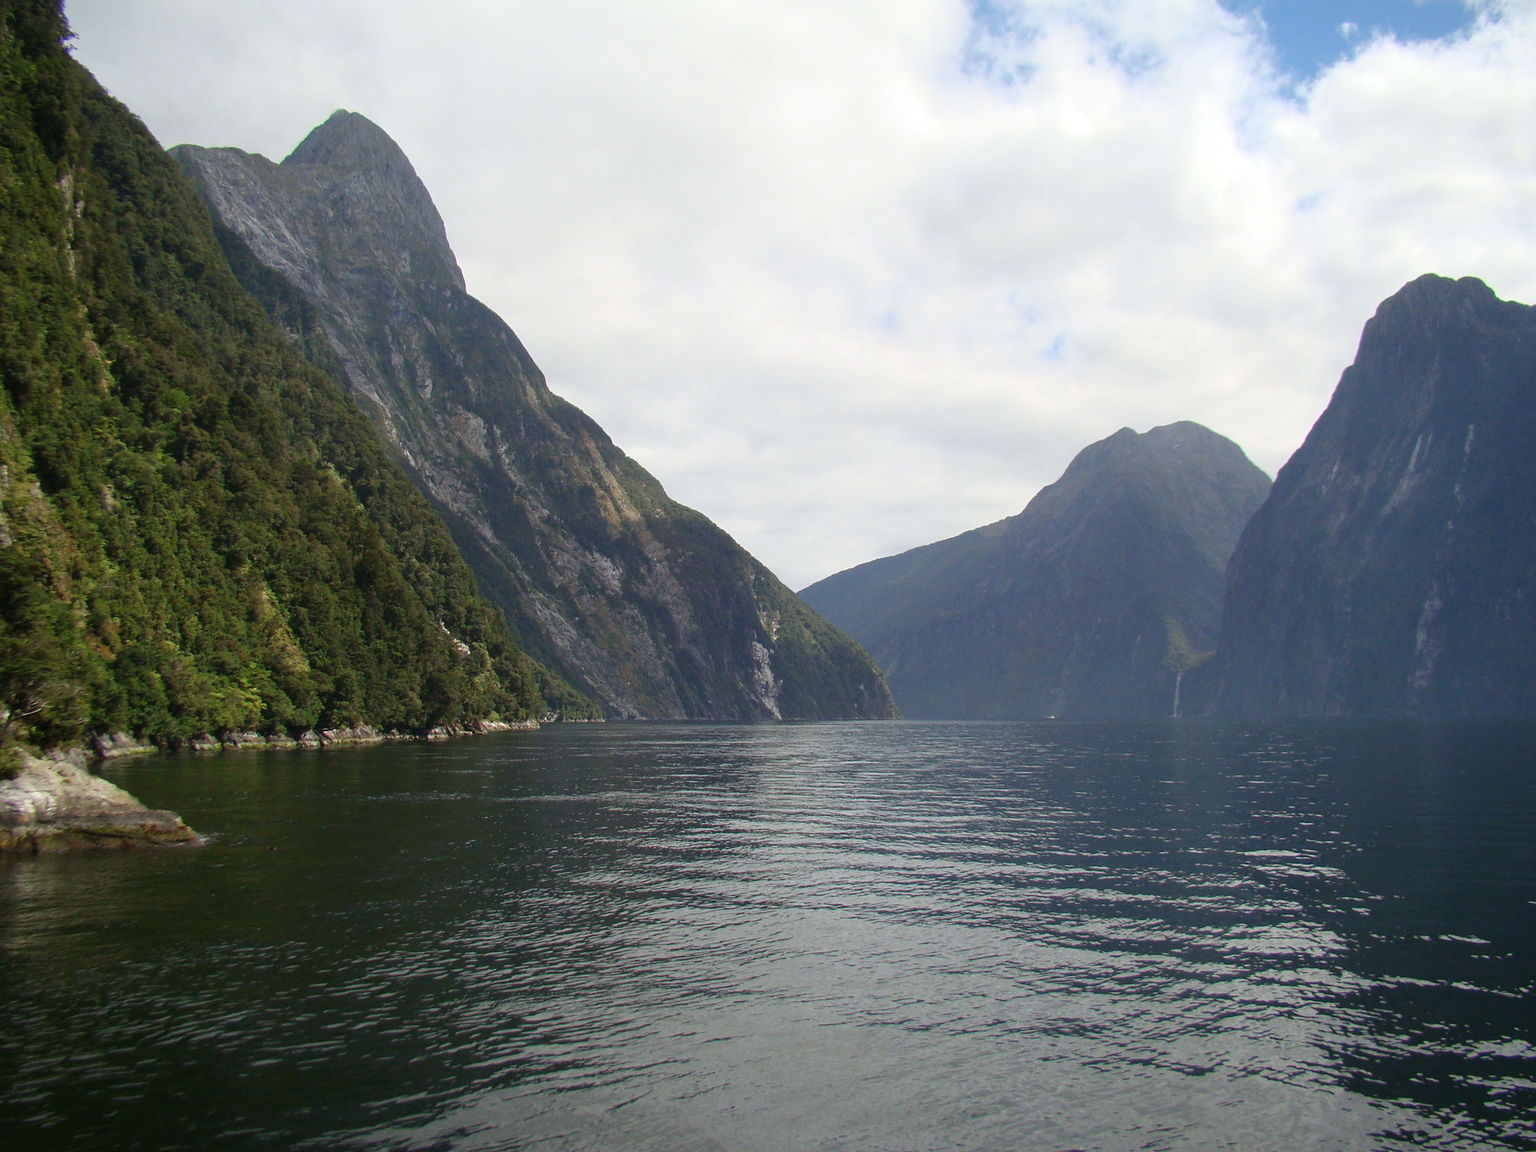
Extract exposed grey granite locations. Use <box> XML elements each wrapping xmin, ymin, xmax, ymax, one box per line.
<box><xmin>174</xmin><ymin>112</ymin><xmax>892</xmax><ymax>720</ymax></box>
<box><xmin>0</xmin><ymin>753</ymin><xmax>201</xmax><ymax>854</ymax></box>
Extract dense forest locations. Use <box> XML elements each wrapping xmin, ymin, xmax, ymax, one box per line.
<box><xmin>0</xmin><ymin>0</ymin><xmax>596</xmax><ymax>762</ymax></box>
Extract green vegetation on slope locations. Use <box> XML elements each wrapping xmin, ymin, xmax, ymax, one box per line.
<box><xmin>0</xmin><ymin>0</ymin><xmax>595</xmax><ymax>751</ymax></box>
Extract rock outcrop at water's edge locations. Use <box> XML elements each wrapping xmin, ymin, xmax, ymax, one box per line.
<box><xmin>0</xmin><ymin>752</ymin><xmax>201</xmax><ymax>854</ymax></box>
<box><xmin>0</xmin><ymin>719</ymin><xmax>554</xmax><ymax>854</ymax></box>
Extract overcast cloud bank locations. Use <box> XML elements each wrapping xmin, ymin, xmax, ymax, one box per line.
<box><xmin>66</xmin><ymin>0</ymin><xmax>1536</xmax><ymax>587</ymax></box>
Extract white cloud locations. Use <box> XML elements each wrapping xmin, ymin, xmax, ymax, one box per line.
<box><xmin>63</xmin><ymin>0</ymin><xmax>1536</xmax><ymax>588</ymax></box>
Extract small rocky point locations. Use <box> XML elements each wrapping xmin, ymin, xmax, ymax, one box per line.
<box><xmin>0</xmin><ymin>751</ymin><xmax>201</xmax><ymax>854</ymax></box>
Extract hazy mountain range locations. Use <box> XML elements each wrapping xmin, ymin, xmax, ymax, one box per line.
<box><xmin>808</xmin><ymin>274</ymin><xmax>1536</xmax><ymax>721</ymax></box>
<box><xmin>801</xmin><ymin>422</ymin><xmax>1270</xmax><ymax>719</ymax></box>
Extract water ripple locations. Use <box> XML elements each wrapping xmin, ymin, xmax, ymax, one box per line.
<box><xmin>6</xmin><ymin>721</ymin><xmax>1536</xmax><ymax>1150</ymax></box>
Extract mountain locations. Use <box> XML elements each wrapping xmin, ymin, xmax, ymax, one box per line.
<box><xmin>173</xmin><ymin>113</ymin><xmax>894</xmax><ymax>721</ymax></box>
<box><xmin>0</xmin><ymin>0</ymin><xmax>588</xmax><ymax>755</ymax></box>
<box><xmin>1210</xmin><ymin>275</ymin><xmax>1536</xmax><ymax>718</ymax></box>
<box><xmin>802</xmin><ymin>422</ymin><xmax>1271</xmax><ymax>719</ymax></box>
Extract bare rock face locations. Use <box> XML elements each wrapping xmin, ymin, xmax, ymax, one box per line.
<box><xmin>0</xmin><ymin>754</ymin><xmax>200</xmax><ymax>853</ymax></box>
<box><xmin>175</xmin><ymin>113</ymin><xmax>893</xmax><ymax>720</ymax></box>
<box><xmin>803</xmin><ymin>422</ymin><xmax>1270</xmax><ymax>719</ymax></box>
<box><xmin>1210</xmin><ymin>275</ymin><xmax>1536</xmax><ymax>717</ymax></box>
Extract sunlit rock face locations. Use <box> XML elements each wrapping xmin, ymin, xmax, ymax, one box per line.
<box><xmin>803</xmin><ymin>422</ymin><xmax>1270</xmax><ymax>719</ymax></box>
<box><xmin>176</xmin><ymin>113</ymin><xmax>893</xmax><ymax>720</ymax></box>
<box><xmin>1211</xmin><ymin>275</ymin><xmax>1536</xmax><ymax>718</ymax></box>
<box><xmin>0</xmin><ymin>755</ymin><xmax>201</xmax><ymax>853</ymax></box>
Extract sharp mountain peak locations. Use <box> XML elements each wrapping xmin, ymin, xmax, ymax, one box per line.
<box><xmin>176</xmin><ymin>109</ymin><xmax>466</xmax><ymax>296</ymax></box>
<box><xmin>175</xmin><ymin>108</ymin><xmax>896</xmax><ymax>721</ymax></box>
<box><xmin>284</xmin><ymin>109</ymin><xmax>410</xmax><ymax>171</ymax></box>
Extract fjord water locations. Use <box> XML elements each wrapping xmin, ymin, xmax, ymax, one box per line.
<box><xmin>4</xmin><ymin>723</ymin><xmax>1536</xmax><ymax>1151</ymax></box>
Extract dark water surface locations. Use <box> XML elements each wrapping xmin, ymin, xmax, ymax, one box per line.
<box><xmin>5</xmin><ymin>721</ymin><xmax>1536</xmax><ymax>1151</ymax></box>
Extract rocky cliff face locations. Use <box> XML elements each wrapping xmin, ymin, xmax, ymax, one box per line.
<box><xmin>802</xmin><ymin>422</ymin><xmax>1270</xmax><ymax>718</ymax></box>
<box><xmin>174</xmin><ymin>113</ymin><xmax>893</xmax><ymax>720</ymax></box>
<box><xmin>1210</xmin><ymin>275</ymin><xmax>1536</xmax><ymax>717</ymax></box>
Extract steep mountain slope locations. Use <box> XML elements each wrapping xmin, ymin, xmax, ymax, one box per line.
<box><xmin>173</xmin><ymin>113</ymin><xmax>894</xmax><ymax>721</ymax></box>
<box><xmin>1210</xmin><ymin>275</ymin><xmax>1536</xmax><ymax>717</ymax></box>
<box><xmin>802</xmin><ymin>422</ymin><xmax>1270</xmax><ymax>718</ymax></box>
<box><xmin>0</xmin><ymin>1</ymin><xmax>585</xmax><ymax>752</ymax></box>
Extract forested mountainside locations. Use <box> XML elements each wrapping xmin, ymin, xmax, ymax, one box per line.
<box><xmin>0</xmin><ymin>0</ymin><xmax>594</xmax><ymax>757</ymax></box>
<box><xmin>1210</xmin><ymin>275</ymin><xmax>1536</xmax><ymax>718</ymax></box>
<box><xmin>173</xmin><ymin>112</ymin><xmax>894</xmax><ymax>720</ymax></box>
<box><xmin>803</xmin><ymin>422</ymin><xmax>1270</xmax><ymax>719</ymax></box>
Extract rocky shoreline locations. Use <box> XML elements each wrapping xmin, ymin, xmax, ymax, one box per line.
<box><xmin>0</xmin><ymin>751</ymin><xmax>202</xmax><ymax>854</ymax></box>
<box><xmin>2</xmin><ymin>719</ymin><xmax>548</xmax><ymax>855</ymax></box>
<box><xmin>90</xmin><ymin>718</ymin><xmax>542</xmax><ymax>760</ymax></box>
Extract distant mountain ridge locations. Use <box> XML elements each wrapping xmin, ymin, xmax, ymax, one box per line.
<box><xmin>803</xmin><ymin>422</ymin><xmax>1271</xmax><ymax>718</ymax></box>
<box><xmin>175</xmin><ymin>112</ymin><xmax>894</xmax><ymax>720</ymax></box>
<box><xmin>1209</xmin><ymin>275</ymin><xmax>1536</xmax><ymax>717</ymax></box>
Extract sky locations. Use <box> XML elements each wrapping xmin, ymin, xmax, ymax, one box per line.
<box><xmin>62</xmin><ymin>1</ymin><xmax>1536</xmax><ymax>590</ymax></box>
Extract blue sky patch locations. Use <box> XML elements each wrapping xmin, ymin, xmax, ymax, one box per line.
<box><xmin>964</xmin><ymin>2</ymin><xmax>1479</xmax><ymax>89</ymax></box>
<box><xmin>1218</xmin><ymin>0</ymin><xmax>1479</xmax><ymax>81</ymax></box>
